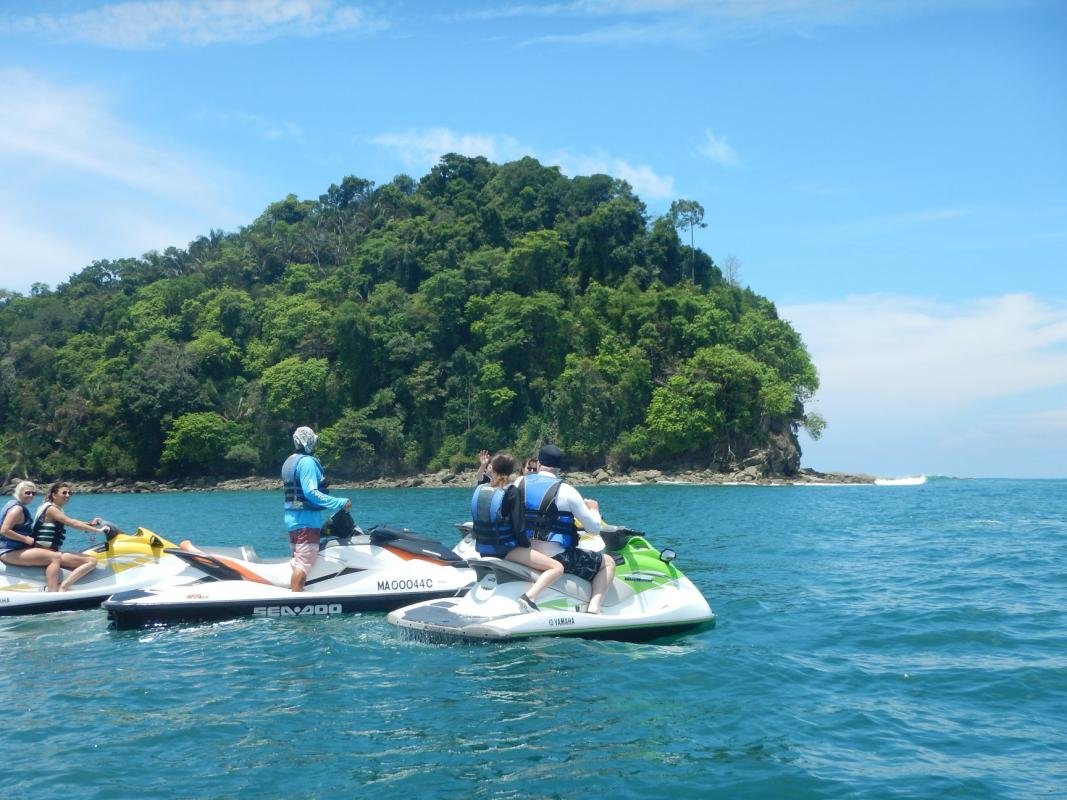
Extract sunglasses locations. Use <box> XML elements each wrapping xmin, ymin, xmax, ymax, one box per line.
<box><xmin>59</xmin><ymin>491</ymin><xmax>72</xmax><ymax>496</ymax></box>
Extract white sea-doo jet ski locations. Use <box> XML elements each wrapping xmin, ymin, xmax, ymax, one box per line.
<box><xmin>0</xmin><ymin>526</ymin><xmax>203</xmax><ymax>617</ymax></box>
<box><xmin>103</xmin><ymin>523</ymin><xmax>476</xmax><ymax>629</ymax></box>
<box><xmin>387</xmin><ymin>525</ymin><xmax>714</xmax><ymax>642</ymax></box>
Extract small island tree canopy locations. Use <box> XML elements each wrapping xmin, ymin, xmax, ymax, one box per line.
<box><xmin>0</xmin><ymin>156</ymin><xmax>818</xmax><ymax>480</ymax></box>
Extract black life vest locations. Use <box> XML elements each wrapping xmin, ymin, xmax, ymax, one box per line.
<box><xmin>32</xmin><ymin>502</ymin><xmax>66</xmax><ymax>550</ymax></box>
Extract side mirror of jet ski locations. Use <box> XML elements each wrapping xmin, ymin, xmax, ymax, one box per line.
<box><xmin>659</xmin><ymin>548</ymin><xmax>677</xmax><ymax>564</ymax></box>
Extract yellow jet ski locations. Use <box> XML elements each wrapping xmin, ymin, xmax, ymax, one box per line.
<box><xmin>1</xmin><ymin>526</ymin><xmax>210</xmax><ymax>617</ymax></box>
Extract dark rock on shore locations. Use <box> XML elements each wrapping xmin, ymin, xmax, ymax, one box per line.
<box><xmin>7</xmin><ymin>465</ymin><xmax>873</xmax><ymax>496</ymax></box>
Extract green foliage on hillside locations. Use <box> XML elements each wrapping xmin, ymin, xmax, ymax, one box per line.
<box><xmin>0</xmin><ymin>155</ymin><xmax>819</xmax><ymax>481</ymax></box>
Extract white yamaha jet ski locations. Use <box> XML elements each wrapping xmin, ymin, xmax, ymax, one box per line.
<box><xmin>387</xmin><ymin>525</ymin><xmax>714</xmax><ymax>642</ymax></box>
<box><xmin>0</xmin><ymin>526</ymin><xmax>203</xmax><ymax>617</ymax></box>
<box><xmin>103</xmin><ymin>524</ymin><xmax>476</xmax><ymax>629</ymax></box>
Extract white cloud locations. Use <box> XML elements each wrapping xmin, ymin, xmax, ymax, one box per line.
<box><xmin>781</xmin><ymin>293</ymin><xmax>1067</xmax><ymax>478</ymax></box>
<box><xmin>464</xmin><ymin>0</ymin><xmax>968</xmax><ymax>44</ymax></box>
<box><xmin>1</xmin><ymin>0</ymin><xmax>380</xmax><ymax>48</ymax></box>
<box><xmin>371</xmin><ymin>128</ymin><xmax>525</xmax><ymax>171</ymax></box>
<box><xmin>698</xmin><ymin>128</ymin><xmax>739</xmax><ymax>168</ymax></box>
<box><xmin>0</xmin><ymin>68</ymin><xmax>224</xmax><ymax>205</ymax></box>
<box><xmin>527</xmin><ymin>20</ymin><xmax>702</xmax><ymax>46</ymax></box>
<box><xmin>372</xmin><ymin>126</ymin><xmax>676</xmax><ymax>199</ymax></box>
<box><xmin>0</xmin><ymin>69</ymin><xmax>245</xmax><ymax>293</ymax></box>
<box><xmin>548</xmin><ymin>150</ymin><xmax>675</xmax><ymax>198</ymax></box>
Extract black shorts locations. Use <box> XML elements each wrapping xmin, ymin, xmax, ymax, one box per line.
<box><xmin>553</xmin><ymin>548</ymin><xmax>603</xmax><ymax>582</ymax></box>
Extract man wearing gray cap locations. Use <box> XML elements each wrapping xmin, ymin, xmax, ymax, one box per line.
<box><xmin>517</xmin><ymin>443</ymin><xmax>616</xmax><ymax>614</ymax></box>
<box><xmin>281</xmin><ymin>426</ymin><xmax>351</xmax><ymax>592</ymax></box>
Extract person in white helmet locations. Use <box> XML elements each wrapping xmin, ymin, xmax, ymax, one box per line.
<box><xmin>280</xmin><ymin>426</ymin><xmax>351</xmax><ymax>592</ymax></box>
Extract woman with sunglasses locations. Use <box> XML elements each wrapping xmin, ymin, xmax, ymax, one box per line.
<box><xmin>1</xmin><ymin>481</ymin><xmax>71</xmax><ymax>592</ymax></box>
<box><xmin>31</xmin><ymin>481</ymin><xmax>106</xmax><ymax>588</ymax></box>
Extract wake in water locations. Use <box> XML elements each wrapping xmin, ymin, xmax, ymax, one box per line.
<box><xmin>874</xmin><ymin>475</ymin><xmax>928</xmax><ymax>486</ymax></box>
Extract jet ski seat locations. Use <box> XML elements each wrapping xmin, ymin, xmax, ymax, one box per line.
<box><xmin>203</xmin><ymin>545</ymin><xmax>263</xmax><ymax>562</ymax></box>
<box><xmin>181</xmin><ymin>542</ymin><xmax>266</xmax><ymax>562</ymax></box>
<box><xmin>367</xmin><ymin>525</ymin><xmax>466</xmax><ymax>564</ymax></box>
<box><xmin>469</xmin><ymin>556</ymin><xmax>541</xmax><ymax>582</ymax></box>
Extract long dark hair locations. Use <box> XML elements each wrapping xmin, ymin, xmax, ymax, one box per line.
<box><xmin>46</xmin><ymin>481</ymin><xmax>71</xmax><ymax>503</ymax></box>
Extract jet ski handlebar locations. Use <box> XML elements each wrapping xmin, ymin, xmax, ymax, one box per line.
<box><xmin>599</xmin><ymin>524</ymin><xmax>645</xmax><ymax>551</ymax></box>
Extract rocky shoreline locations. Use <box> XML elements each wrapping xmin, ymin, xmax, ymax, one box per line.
<box><xmin>45</xmin><ymin>466</ymin><xmax>876</xmax><ymax>495</ymax></box>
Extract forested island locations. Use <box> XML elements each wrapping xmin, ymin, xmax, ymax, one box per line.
<box><xmin>0</xmin><ymin>155</ymin><xmax>827</xmax><ymax>487</ymax></box>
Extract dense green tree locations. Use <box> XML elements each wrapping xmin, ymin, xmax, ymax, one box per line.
<box><xmin>0</xmin><ymin>156</ymin><xmax>819</xmax><ymax>481</ymax></box>
<box><xmin>260</xmin><ymin>357</ymin><xmax>331</xmax><ymax>426</ymax></box>
<box><xmin>160</xmin><ymin>412</ymin><xmax>248</xmax><ymax>475</ymax></box>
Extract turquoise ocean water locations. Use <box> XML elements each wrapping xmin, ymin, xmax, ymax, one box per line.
<box><xmin>1</xmin><ymin>478</ymin><xmax>1064</xmax><ymax>799</ymax></box>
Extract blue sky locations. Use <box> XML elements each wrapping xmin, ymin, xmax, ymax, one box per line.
<box><xmin>1</xmin><ymin>0</ymin><xmax>1064</xmax><ymax>478</ymax></box>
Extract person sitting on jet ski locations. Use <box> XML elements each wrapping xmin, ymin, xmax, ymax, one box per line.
<box><xmin>1</xmin><ymin>480</ymin><xmax>88</xmax><ymax>592</ymax></box>
<box><xmin>517</xmin><ymin>444</ymin><xmax>616</xmax><ymax>614</ymax></box>
<box><xmin>282</xmin><ymin>426</ymin><xmax>351</xmax><ymax>592</ymax></box>
<box><xmin>30</xmin><ymin>481</ymin><xmax>108</xmax><ymax>587</ymax></box>
<box><xmin>471</xmin><ymin>452</ymin><xmax>563</xmax><ymax>612</ymax></box>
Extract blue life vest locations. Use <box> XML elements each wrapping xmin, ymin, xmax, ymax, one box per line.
<box><xmin>32</xmin><ymin>502</ymin><xmax>65</xmax><ymax>550</ymax></box>
<box><xmin>281</xmin><ymin>453</ymin><xmax>327</xmax><ymax>511</ymax></box>
<box><xmin>471</xmin><ymin>485</ymin><xmax>522</xmax><ymax>557</ymax></box>
<box><xmin>0</xmin><ymin>500</ymin><xmax>32</xmax><ymax>551</ymax></box>
<box><xmin>520</xmin><ymin>474</ymin><xmax>578</xmax><ymax>550</ymax></box>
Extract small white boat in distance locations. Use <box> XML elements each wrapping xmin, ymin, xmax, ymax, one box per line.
<box><xmin>874</xmin><ymin>475</ymin><xmax>927</xmax><ymax>486</ymax></box>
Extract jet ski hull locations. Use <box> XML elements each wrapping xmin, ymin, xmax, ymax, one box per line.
<box><xmin>0</xmin><ymin>528</ymin><xmax>200</xmax><ymax>617</ymax></box>
<box><xmin>103</xmin><ymin>526</ymin><xmax>475</xmax><ymax>629</ymax></box>
<box><xmin>390</xmin><ymin>596</ymin><xmax>712</xmax><ymax>643</ymax></box>
<box><xmin>104</xmin><ymin>584</ymin><xmax>462</xmax><ymax>630</ymax></box>
<box><xmin>388</xmin><ymin>530</ymin><xmax>714</xmax><ymax>643</ymax></box>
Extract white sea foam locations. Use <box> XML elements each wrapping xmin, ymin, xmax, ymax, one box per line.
<box><xmin>874</xmin><ymin>475</ymin><xmax>928</xmax><ymax>486</ymax></box>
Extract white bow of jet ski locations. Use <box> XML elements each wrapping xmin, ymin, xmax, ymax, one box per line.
<box><xmin>103</xmin><ymin>524</ymin><xmax>476</xmax><ymax>629</ymax></box>
<box><xmin>0</xmin><ymin>526</ymin><xmax>205</xmax><ymax>617</ymax></box>
<box><xmin>387</xmin><ymin>525</ymin><xmax>714</xmax><ymax>643</ymax></box>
